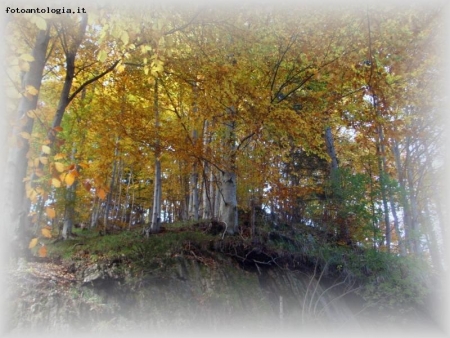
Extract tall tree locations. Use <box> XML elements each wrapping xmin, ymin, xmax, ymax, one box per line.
<box><xmin>5</xmin><ymin>18</ymin><xmax>51</xmax><ymax>256</ymax></box>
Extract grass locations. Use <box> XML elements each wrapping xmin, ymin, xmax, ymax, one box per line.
<box><xmin>46</xmin><ymin>221</ymin><xmax>216</xmax><ymax>265</ymax></box>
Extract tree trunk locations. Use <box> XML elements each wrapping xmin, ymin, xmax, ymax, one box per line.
<box><xmin>219</xmin><ymin>171</ymin><xmax>238</xmax><ymax>234</ymax></box>
<box><xmin>392</xmin><ymin>137</ymin><xmax>414</xmax><ymax>254</ymax></box>
<box><xmin>202</xmin><ymin>120</ymin><xmax>212</xmax><ymax>219</ymax></box>
<box><xmin>188</xmin><ymin>161</ymin><xmax>199</xmax><ymax>221</ymax></box>
<box><xmin>218</xmin><ymin>108</ymin><xmax>238</xmax><ymax>234</ymax></box>
<box><xmin>376</xmin><ymin>122</ymin><xmax>391</xmax><ymax>253</ymax></box>
<box><xmin>325</xmin><ymin>126</ymin><xmax>339</xmax><ymax>176</ymax></box>
<box><xmin>214</xmin><ymin>172</ymin><xmax>221</xmax><ymax>219</ymax></box>
<box><xmin>406</xmin><ymin>160</ymin><xmax>421</xmax><ymax>254</ymax></box>
<box><xmin>62</xmin><ymin>147</ymin><xmax>78</xmax><ymax>239</ymax></box>
<box><xmin>5</xmin><ymin>26</ymin><xmax>50</xmax><ymax>257</ymax></box>
<box><xmin>48</xmin><ymin>15</ymin><xmax>88</xmax><ymax>144</ymax></box>
<box><xmin>104</xmin><ymin>141</ymin><xmax>120</xmax><ymax>230</ymax></box>
<box><xmin>422</xmin><ymin>200</ymin><xmax>443</xmax><ymax>272</ymax></box>
<box><xmin>391</xmin><ymin>138</ymin><xmax>408</xmax><ymax>255</ymax></box>
<box><xmin>188</xmin><ymin>82</ymin><xmax>200</xmax><ymax>221</ymax></box>
<box><xmin>148</xmin><ymin>78</ymin><xmax>162</xmax><ymax>235</ymax></box>
<box><xmin>324</xmin><ymin>126</ymin><xmax>348</xmax><ymax>243</ymax></box>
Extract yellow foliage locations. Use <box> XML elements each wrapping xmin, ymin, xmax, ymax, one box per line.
<box><xmin>46</xmin><ymin>207</ymin><xmax>56</xmax><ymax>219</ymax></box>
<box><xmin>41</xmin><ymin>145</ymin><xmax>51</xmax><ymax>155</ymax></box>
<box><xmin>65</xmin><ymin>171</ymin><xmax>76</xmax><ymax>187</ymax></box>
<box><xmin>54</xmin><ymin>162</ymin><xmax>65</xmax><ymax>172</ymax></box>
<box><xmin>28</xmin><ymin>238</ymin><xmax>38</xmax><ymax>249</ymax></box>
<box><xmin>38</xmin><ymin>246</ymin><xmax>47</xmax><ymax>258</ymax></box>
<box><xmin>97</xmin><ymin>188</ymin><xmax>107</xmax><ymax>200</ymax></box>
<box><xmin>51</xmin><ymin>178</ymin><xmax>61</xmax><ymax>188</ymax></box>
<box><xmin>41</xmin><ymin>227</ymin><xmax>52</xmax><ymax>238</ymax></box>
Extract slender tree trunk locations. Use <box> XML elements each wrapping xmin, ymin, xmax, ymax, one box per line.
<box><xmin>188</xmin><ymin>159</ymin><xmax>199</xmax><ymax>221</ymax></box>
<box><xmin>114</xmin><ymin>160</ymin><xmax>123</xmax><ymax>221</ymax></box>
<box><xmin>202</xmin><ymin>165</ymin><xmax>211</xmax><ymax>219</ymax></box>
<box><xmin>62</xmin><ymin>146</ymin><xmax>78</xmax><ymax>239</ymax></box>
<box><xmin>423</xmin><ymin>199</ymin><xmax>442</xmax><ymax>272</ymax></box>
<box><xmin>218</xmin><ymin>107</ymin><xmax>238</xmax><ymax>234</ymax></box>
<box><xmin>391</xmin><ymin>138</ymin><xmax>409</xmax><ymax>255</ymax></box>
<box><xmin>406</xmin><ymin>161</ymin><xmax>421</xmax><ymax>254</ymax></box>
<box><xmin>325</xmin><ymin>126</ymin><xmax>339</xmax><ymax>176</ymax></box>
<box><xmin>376</xmin><ymin>121</ymin><xmax>391</xmax><ymax>253</ymax></box>
<box><xmin>90</xmin><ymin>197</ymin><xmax>101</xmax><ymax>229</ymax></box>
<box><xmin>148</xmin><ymin>78</ymin><xmax>162</xmax><ymax>235</ymax></box>
<box><xmin>104</xmin><ymin>140</ymin><xmax>120</xmax><ymax>230</ymax></box>
<box><xmin>62</xmin><ymin>178</ymin><xmax>78</xmax><ymax>239</ymax></box>
<box><xmin>128</xmin><ymin>190</ymin><xmax>135</xmax><ymax>230</ymax></box>
<box><xmin>209</xmin><ymin>168</ymin><xmax>219</xmax><ymax>219</ymax></box>
<box><xmin>188</xmin><ymin>81</ymin><xmax>200</xmax><ymax>221</ymax></box>
<box><xmin>202</xmin><ymin>120</ymin><xmax>212</xmax><ymax>219</ymax></box>
<box><xmin>392</xmin><ymin>137</ymin><xmax>415</xmax><ymax>254</ymax></box>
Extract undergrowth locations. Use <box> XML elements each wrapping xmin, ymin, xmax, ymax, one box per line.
<box><xmin>44</xmin><ymin>220</ymin><xmax>433</xmax><ymax>316</ymax></box>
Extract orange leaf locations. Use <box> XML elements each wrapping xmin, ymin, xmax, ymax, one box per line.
<box><xmin>53</xmin><ymin>126</ymin><xmax>63</xmax><ymax>132</ymax></box>
<box><xmin>65</xmin><ymin>171</ymin><xmax>76</xmax><ymax>187</ymax></box>
<box><xmin>46</xmin><ymin>207</ymin><xmax>56</xmax><ymax>219</ymax></box>
<box><xmin>41</xmin><ymin>228</ymin><xmax>52</xmax><ymax>238</ymax></box>
<box><xmin>54</xmin><ymin>162</ymin><xmax>65</xmax><ymax>173</ymax></box>
<box><xmin>29</xmin><ymin>238</ymin><xmax>38</xmax><ymax>249</ymax></box>
<box><xmin>51</xmin><ymin>178</ymin><xmax>61</xmax><ymax>188</ymax></box>
<box><xmin>54</xmin><ymin>153</ymin><xmax>66</xmax><ymax>160</ymax></box>
<box><xmin>82</xmin><ymin>180</ymin><xmax>92</xmax><ymax>192</ymax></box>
<box><xmin>97</xmin><ymin>188</ymin><xmax>107</xmax><ymax>200</ymax></box>
<box><xmin>38</xmin><ymin>246</ymin><xmax>47</xmax><ymax>257</ymax></box>
<box><xmin>78</xmin><ymin>162</ymin><xmax>90</xmax><ymax>169</ymax></box>
<box><xmin>27</xmin><ymin>188</ymin><xmax>38</xmax><ymax>202</ymax></box>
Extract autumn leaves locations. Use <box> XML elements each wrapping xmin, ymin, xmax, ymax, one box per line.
<box><xmin>4</xmin><ymin>4</ymin><xmax>446</xmax><ymax>260</ymax></box>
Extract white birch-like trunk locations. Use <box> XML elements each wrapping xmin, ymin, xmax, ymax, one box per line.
<box><xmin>148</xmin><ymin>78</ymin><xmax>162</xmax><ymax>235</ymax></box>
<box><xmin>218</xmin><ymin>108</ymin><xmax>238</xmax><ymax>234</ymax></box>
<box><xmin>202</xmin><ymin>120</ymin><xmax>212</xmax><ymax>219</ymax></box>
<box><xmin>219</xmin><ymin>171</ymin><xmax>238</xmax><ymax>234</ymax></box>
<box><xmin>188</xmin><ymin>163</ymin><xmax>199</xmax><ymax>221</ymax></box>
<box><xmin>150</xmin><ymin>158</ymin><xmax>162</xmax><ymax>233</ymax></box>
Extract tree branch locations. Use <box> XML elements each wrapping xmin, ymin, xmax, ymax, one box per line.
<box><xmin>68</xmin><ymin>60</ymin><xmax>120</xmax><ymax>104</ymax></box>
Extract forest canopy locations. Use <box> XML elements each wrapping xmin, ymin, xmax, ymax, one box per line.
<box><xmin>2</xmin><ymin>1</ymin><xmax>449</xmax><ymax>273</ymax></box>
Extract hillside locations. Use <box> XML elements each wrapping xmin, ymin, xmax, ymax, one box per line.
<box><xmin>5</xmin><ymin>221</ymin><xmax>447</xmax><ymax>337</ymax></box>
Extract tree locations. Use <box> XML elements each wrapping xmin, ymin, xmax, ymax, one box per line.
<box><xmin>4</xmin><ymin>3</ymin><xmax>446</xmax><ymax>266</ymax></box>
<box><xmin>5</xmin><ymin>16</ymin><xmax>51</xmax><ymax>256</ymax></box>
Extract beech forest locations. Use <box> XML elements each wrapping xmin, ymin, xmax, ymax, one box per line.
<box><xmin>2</xmin><ymin>3</ymin><xmax>449</xmax><ymax>329</ymax></box>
